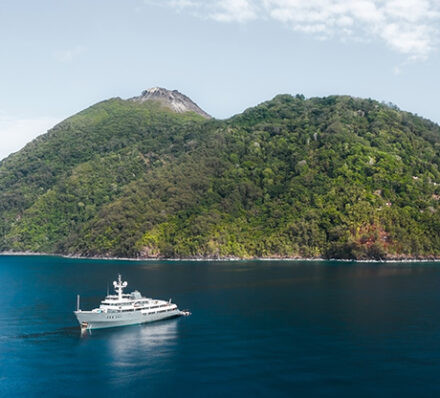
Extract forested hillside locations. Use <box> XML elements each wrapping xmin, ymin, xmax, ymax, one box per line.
<box><xmin>1</xmin><ymin>91</ymin><xmax>440</xmax><ymax>259</ymax></box>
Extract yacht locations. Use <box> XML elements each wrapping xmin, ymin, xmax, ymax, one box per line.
<box><xmin>74</xmin><ymin>274</ymin><xmax>188</xmax><ymax>330</ymax></box>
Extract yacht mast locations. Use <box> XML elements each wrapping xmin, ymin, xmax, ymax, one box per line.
<box><xmin>113</xmin><ymin>274</ymin><xmax>127</xmax><ymax>300</ymax></box>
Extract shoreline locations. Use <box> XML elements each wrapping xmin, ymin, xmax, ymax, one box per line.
<box><xmin>1</xmin><ymin>251</ymin><xmax>440</xmax><ymax>263</ymax></box>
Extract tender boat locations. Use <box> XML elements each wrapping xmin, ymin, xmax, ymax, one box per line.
<box><xmin>74</xmin><ymin>274</ymin><xmax>187</xmax><ymax>330</ymax></box>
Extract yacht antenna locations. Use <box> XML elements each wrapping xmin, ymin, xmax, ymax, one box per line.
<box><xmin>77</xmin><ymin>294</ymin><xmax>80</xmax><ymax>311</ymax></box>
<box><xmin>107</xmin><ymin>282</ymin><xmax>109</xmax><ymax>296</ymax></box>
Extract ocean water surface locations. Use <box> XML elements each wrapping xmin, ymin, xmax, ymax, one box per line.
<box><xmin>1</xmin><ymin>255</ymin><xmax>440</xmax><ymax>397</ymax></box>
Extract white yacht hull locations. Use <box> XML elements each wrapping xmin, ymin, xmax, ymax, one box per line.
<box><xmin>74</xmin><ymin>309</ymin><xmax>182</xmax><ymax>330</ymax></box>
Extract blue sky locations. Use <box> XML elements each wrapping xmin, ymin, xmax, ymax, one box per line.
<box><xmin>0</xmin><ymin>0</ymin><xmax>439</xmax><ymax>159</ymax></box>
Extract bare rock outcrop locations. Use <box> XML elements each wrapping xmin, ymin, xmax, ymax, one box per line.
<box><xmin>130</xmin><ymin>87</ymin><xmax>211</xmax><ymax>119</ymax></box>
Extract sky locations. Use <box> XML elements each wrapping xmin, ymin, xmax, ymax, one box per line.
<box><xmin>0</xmin><ymin>0</ymin><xmax>440</xmax><ymax>160</ymax></box>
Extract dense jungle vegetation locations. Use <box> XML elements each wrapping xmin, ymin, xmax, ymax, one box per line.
<box><xmin>1</xmin><ymin>93</ymin><xmax>440</xmax><ymax>259</ymax></box>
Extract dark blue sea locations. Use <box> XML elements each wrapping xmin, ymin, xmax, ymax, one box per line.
<box><xmin>1</xmin><ymin>255</ymin><xmax>440</xmax><ymax>397</ymax></box>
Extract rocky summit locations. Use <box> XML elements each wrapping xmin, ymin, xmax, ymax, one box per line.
<box><xmin>130</xmin><ymin>87</ymin><xmax>211</xmax><ymax>119</ymax></box>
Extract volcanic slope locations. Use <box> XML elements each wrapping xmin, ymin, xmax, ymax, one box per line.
<box><xmin>1</xmin><ymin>90</ymin><xmax>440</xmax><ymax>259</ymax></box>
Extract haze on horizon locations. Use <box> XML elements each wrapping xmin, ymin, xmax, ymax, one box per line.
<box><xmin>1</xmin><ymin>0</ymin><xmax>439</xmax><ymax>160</ymax></box>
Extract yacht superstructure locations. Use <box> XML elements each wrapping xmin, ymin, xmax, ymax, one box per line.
<box><xmin>74</xmin><ymin>274</ymin><xmax>186</xmax><ymax>330</ymax></box>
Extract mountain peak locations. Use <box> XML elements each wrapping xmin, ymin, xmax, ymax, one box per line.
<box><xmin>130</xmin><ymin>87</ymin><xmax>211</xmax><ymax>119</ymax></box>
